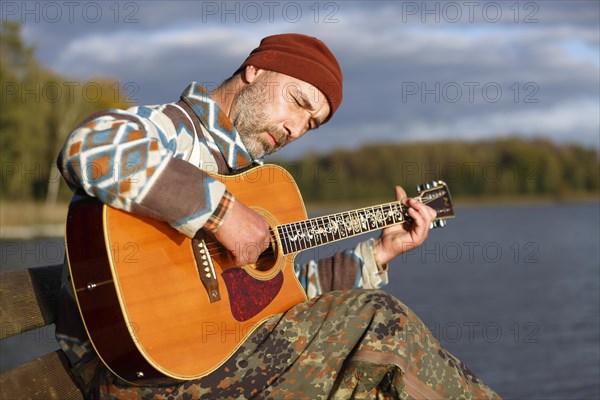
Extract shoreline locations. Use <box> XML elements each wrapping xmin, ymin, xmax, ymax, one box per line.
<box><xmin>1</xmin><ymin>197</ymin><xmax>597</xmax><ymax>240</ymax></box>
<box><xmin>0</xmin><ymin>224</ymin><xmax>64</xmax><ymax>240</ymax></box>
<box><xmin>305</xmin><ymin>195</ymin><xmax>599</xmax><ymax>215</ymax></box>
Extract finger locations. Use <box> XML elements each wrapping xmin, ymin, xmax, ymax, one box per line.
<box><xmin>417</xmin><ymin>202</ymin><xmax>437</xmax><ymax>222</ymax></box>
<box><xmin>262</xmin><ymin>228</ymin><xmax>272</xmax><ymax>251</ymax></box>
<box><xmin>241</xmin><ymin>242</ymin><xmax>263</xmax><ymax>265</ymax></box>
<box><xmin>395</xmin><ymin>186</ymin><xmax>408</xmax><ymax>202</ymax></box>
<box><xmin>407</xmin><ymin>201</ymin><xmax>431</xmax><ymax>237</ymax></box>
<box><xmin>407</xmin><ymin>198</ymin><xmax>428</xmax><ymax>217</ymax></box>
<box><xmin>428</xmin><ymin>206</ymin><xmax>437</xmax><ymax>221</ymax></box>
<box><xmin>409</xmin><ymin>199</ymin><xmax>437</xmax><ymax>222</ymax></box>
<box><xmin>407</xmin><ymin>205</ymin><xmax>427</xmax><ymax>228</ymax></box>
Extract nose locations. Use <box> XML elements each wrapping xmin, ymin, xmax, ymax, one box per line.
<box><xmin>284</xmin><ymin>111</ymin><xmax>311</xmax><ymax>140</ymax></box>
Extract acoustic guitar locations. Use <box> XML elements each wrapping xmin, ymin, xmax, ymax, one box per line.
<box><xmin>65</xmin><ymin>164</ymin><xmax>455</xmax><ymax>385</ymax></box>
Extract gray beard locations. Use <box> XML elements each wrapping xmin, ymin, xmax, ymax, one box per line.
<box><xmin>229</xmin><ymin>81</ymin><xmax>285</xmax><ymax>159</ymax></box>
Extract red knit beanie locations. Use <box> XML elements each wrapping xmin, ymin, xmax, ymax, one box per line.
<box><xmin>236</xmin><ymin>33</ymin><xmax>343</xmax><ymax>122</ymax></box>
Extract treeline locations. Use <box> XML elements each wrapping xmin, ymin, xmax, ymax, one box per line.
<box><xmin>1</xmin><ymin>21</ymin><xmax>133</xmax><ymax>202</ymax></box>
<box><xmin>273</xmin><ymin>138</ymin><xmax>599</xmax><ymax>204</ymax></box>
<box><xmin>1</xmin><ymin>22</ymin><xmax>598</xmax><ymax>205</ymax></box>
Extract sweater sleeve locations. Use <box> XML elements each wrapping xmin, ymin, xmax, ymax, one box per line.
<box><xmin>57</xmin><ymin>106</ymin><xmax>229</xmax><ymax>238</ymax></box>
<box><xmin>294</xmin><ymin>238</ymin><xmax>389</xmax><ymax>298</ymax></box>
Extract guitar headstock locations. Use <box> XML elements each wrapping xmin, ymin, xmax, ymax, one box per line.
<box><xmin>416</xmin><ymin>180</ymin><xmax>455</xmax><ymax>229</ymax></box>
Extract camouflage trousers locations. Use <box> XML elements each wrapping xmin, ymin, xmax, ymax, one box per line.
<box><xmin>85</xmin><ymin>290</ymin><xmax>500</xmax><ymax>399</ymax></box>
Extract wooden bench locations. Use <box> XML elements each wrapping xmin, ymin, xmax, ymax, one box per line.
<box><xmin>0</xmin><ymin>264</ymin><xmax>84</xmax><ymax>399</ymax></box>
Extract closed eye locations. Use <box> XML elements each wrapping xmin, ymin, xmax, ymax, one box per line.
<box><xmin>293</xmin><ymin>94</ymin><xmax>322</xmax><ymax>131</ymax></box>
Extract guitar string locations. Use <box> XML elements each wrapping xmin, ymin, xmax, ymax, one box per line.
<box><xmin>200</xmin><ymin>197</ymin><xmax>442</xmax><ymax>255</ymax></box>
<box><xmin>199</xmin><ymin>197</ymin><xmax>442</xmax><ymax>257</ymax></box>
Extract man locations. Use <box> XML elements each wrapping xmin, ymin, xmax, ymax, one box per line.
<box><xmin>56</xmin><ymin>33</ymin><xmax>500</xmax><ymax>399</ymax></box>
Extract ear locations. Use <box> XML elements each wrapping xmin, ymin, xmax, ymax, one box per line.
<box><xmin>242</xmin><ymin>65</ymin><xmax>265</xmax><ymax>84</ymax></box>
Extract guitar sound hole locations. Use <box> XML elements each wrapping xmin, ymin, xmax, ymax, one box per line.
<box><xmin>254</xmin><ymin>232</ymin><xmax>278</xmax><ymax>272</ymax></box>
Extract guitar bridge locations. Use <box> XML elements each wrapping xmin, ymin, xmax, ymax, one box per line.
<box><xmin>192</xmin><ymin>234</ymin><xmax>221</xmax><ymax>303</ymax></box>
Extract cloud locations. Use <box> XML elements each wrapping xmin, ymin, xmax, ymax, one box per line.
<box><xmin>403</xmin><ymin>98</ymin><xmax>600</xmax><ymax>143</ymax></box>
<box><xmin>12</xmin><ymin>1</ymin><xmax>599</xmax><ymax>156</ymax></box>
<box><xmin>275</xmin><ymin>96</ymin><xmax>599</xmax><ymax>159</ymax></box>
<box><xmin>53</xmin><ymin>27</ymin><xmax>253</xmax><ymax>76</ymax></box>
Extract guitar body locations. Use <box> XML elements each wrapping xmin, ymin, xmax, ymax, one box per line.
<box><xmin>66</xmin><ymin>165</ymin><xmax>308</xmax><ymax>385</ymax></box>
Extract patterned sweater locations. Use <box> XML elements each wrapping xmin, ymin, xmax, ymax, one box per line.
<box><xmin>55</xmin><ymin>83</ymin><xmax>389</xmax><ymax>379</ymax></box>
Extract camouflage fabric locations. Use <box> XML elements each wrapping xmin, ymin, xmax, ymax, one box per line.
<box><xmin>74</xmin><ymin>290</ymin><xmax>499</xmax><ymax>399</ymax></box>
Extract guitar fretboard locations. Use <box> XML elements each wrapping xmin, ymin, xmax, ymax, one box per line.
<box><xmin>277</xmin><ymin>202</ymin><xmax>406</xmax><ymax>255</ymax></box>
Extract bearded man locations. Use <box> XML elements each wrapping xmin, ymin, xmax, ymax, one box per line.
<box><xmin>57</xmin><ymin>33</ymin><xmax>500</xmax><ymax>399</ymax></box>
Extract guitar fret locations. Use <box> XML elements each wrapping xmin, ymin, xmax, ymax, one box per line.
<box><xmin>294</xmin><ymin>221</ymin><xmax>302</xmax><ymax>249</ymax></box>
<box><xmin>283</xmin><ymin>225</ymin><xmax>292</xmax><ymax>253</ymax></box>
<box><xmin>322</xmin><ymin>218</ymin><xmax>328</xmax><ymax>241</ymax></box>
<box><xmin>277</xmin><ymin>225</ymin><xmax>286</xmax><ymax>254</ymax></box>
<box><xmin>288</xmin><ymin>223</ymin><xmax>297</xmax><ymax>253</ymax></box>
<box><xmin>276</xmin><ymin>199</ymin><xmax>438</xmax><ymax>256</ymax></box>
<box><xmin>301</xmin><ymin>220</ymin><xmax>311</xmax><ymax>249</ymax></box>
<box><xmin>284</xmin><ymin>223</ymin><xmax>296</xmax><ymax>254</ymax></box>
<box><xmin>353</xmin><ymin>210</ymin><xmax>361</xmax><ymax>234</ymax></box>
<box><xmin>310</xmin><ymin>219</ymin><xmax>320</xmax><ymax>247</ymax></box>
<box><xmin>355</xmin><ymin>210</ymin><xmax>363</xmax><ymax>234</ymax></box>
<box><xmin>295</xmin><ymin>222</ymin><xmax>303</xmax><ymax>252</ymax></box>
<box><xmin>336</xmin><ymin>213</ymin><xmax>346</xmax><ymax>239</ymax></box>
<box><xmin>301</xmin><ymin>220</ymin><xmax>310</xmax><ymax>251</ymax></box>
<box><xmin>367</xmin><ymin>208</ymin><xmax>375</xmax><ymax>229</ymax></box>
<box><xmin>387</xmin><ymin>204</ymin><xmax>396</xmax><ymax>224</ymax></box>
<box><xmin>394</xmin><ymin>203</ymin><xmax>405</xmax><ymax>224</ymax></box>
<box><xmin>379</xmin><ymin>205</ymin><xmax>386</xmax><ymax>227</ymax></box>
<box><xmin>285</xmin><ymin>224</ymin><xmax>295</xmax><ymax>253</ymax></box>
<box><xmin>322</xmin><ymin>215</ymin><xmax>335</xmax><ymax>243</ymax></box>
<box><xmin>302</xmin><ymin>220</ymin><xmax>312</xmax><ymax>249</ymax></box>
<box><xmin>344</xmin><ymin>212</ymin><xmax>353</xmax><ymax>236</ymax></box>
<box><xmin>313</xmin><ymin>217</ymin><xmax>324</xmax><ymax>246</ymax></box>
<box><xmin>326</xmin><ymin>215</ymin><xmax>335</xmax><ymax>242</ymax></box>
<box><xmin>296</xmin><ymin>222</ymin><xmax>304</xmax><ymax>251</ymax></box>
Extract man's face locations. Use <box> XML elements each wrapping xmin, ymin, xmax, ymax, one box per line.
<box><xmin>230</xmin><ymin>69</ymin><xmax>331</xmax><ymax>159</ymax></box>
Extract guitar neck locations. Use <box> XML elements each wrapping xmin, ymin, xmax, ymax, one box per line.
<box><xmin>276</xmin><ymin>201</ymin><xmax>406</xmax><ymax>255</ymax></box>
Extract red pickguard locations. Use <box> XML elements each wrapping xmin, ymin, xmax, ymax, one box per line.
<box><xmin>221</xmin><ymin>268</ymin><xmax>284</xmax><ymax>321</ymax></box>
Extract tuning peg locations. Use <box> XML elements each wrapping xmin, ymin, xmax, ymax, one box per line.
<box><xmin>418</xmin><ymin>181</ymin><xmax>442</xmax><ymax>193</ymax></box>
<box><xmin>430</xmin><ymin>219</ymin><xmax>447</xmax><ymax>229</ymax></box>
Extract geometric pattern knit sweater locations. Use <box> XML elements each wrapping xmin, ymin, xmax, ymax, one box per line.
<box><xmin>57</xmin><ymin>82</ymin><xmax>389</xmax><ymax>298</ymax></box>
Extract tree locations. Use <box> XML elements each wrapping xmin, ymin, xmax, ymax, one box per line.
<box><xmin>0</xmin><ymin>21</ymin><xmax>134</xmax><ymax>203</ymax></box>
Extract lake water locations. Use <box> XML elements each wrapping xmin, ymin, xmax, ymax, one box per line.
<box><xmin>2</xmin><ymin>202</ymin><xmax>599</xmax><ymax>399</ymax></box>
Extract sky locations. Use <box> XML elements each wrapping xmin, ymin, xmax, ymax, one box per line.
<box><xmin>3</xmin><ymin>0</ymin><xmax>599</xmax><ymax>159</ymax></box>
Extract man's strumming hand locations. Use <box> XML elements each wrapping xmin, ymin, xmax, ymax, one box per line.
<box><xmin>214</xmin><ymin>200</ymin><xmax>271</xmax><ymax>266</ymax></box>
